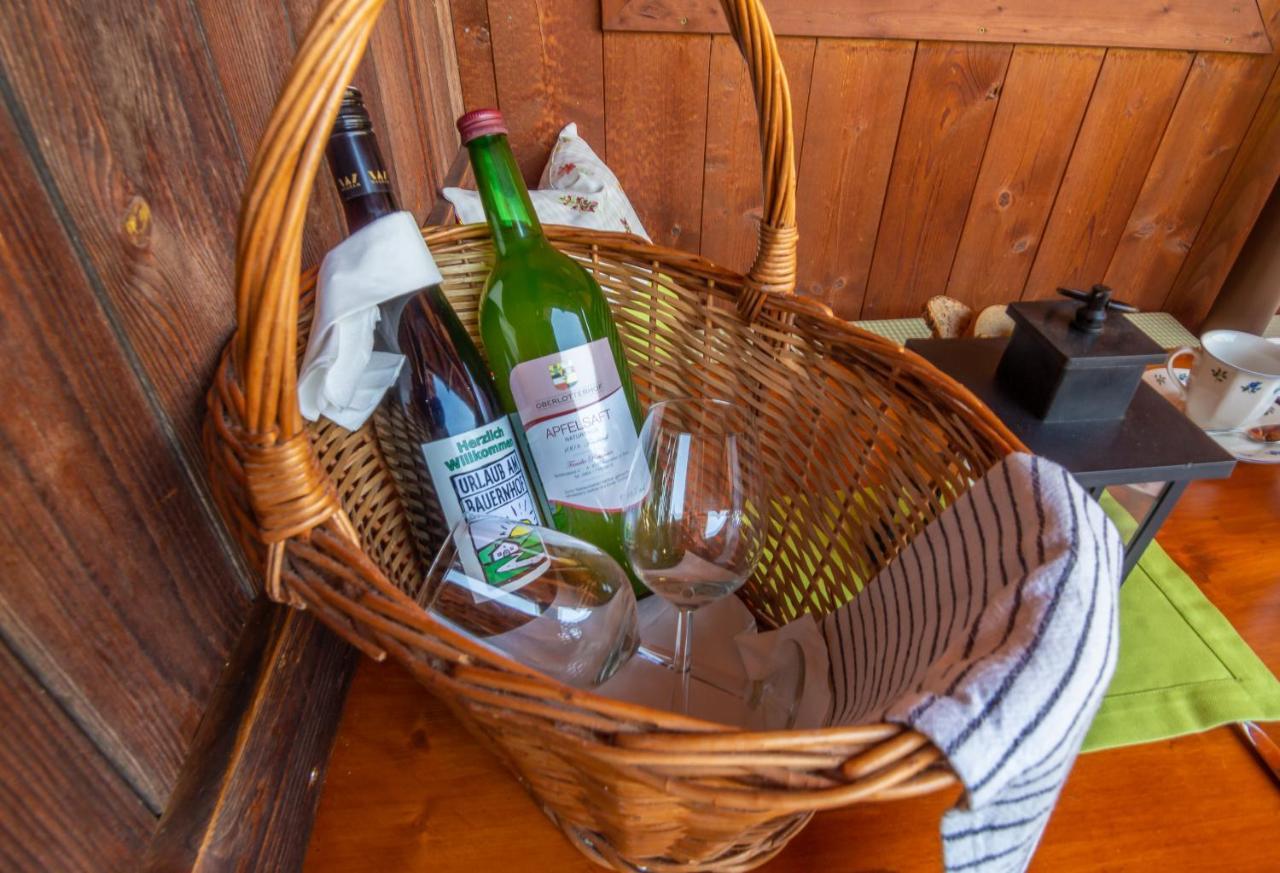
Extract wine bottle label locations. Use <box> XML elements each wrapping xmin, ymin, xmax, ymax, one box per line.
<box><xmin>509</xmin><ymin>338</ymin><xmax>643</xmax><ymax>512</ymax></box>
<box><xmin>421</xmin><ymin>418</ymin><xmax>548</xmax><ymax>599</ymax></box>
<box><xmin>329</xmin><ymin>131</ymin><xmax>392</xmax><ymax>201</ymax></box>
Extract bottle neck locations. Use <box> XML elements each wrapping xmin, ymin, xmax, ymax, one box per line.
<box><xmin>326</xmin><ymin>127</ymin><xmax>398</xmax><ymax>234</ymax></box>
<box><xmin>466</xmin><ymin>133</ymin><xmax>543</xmax><ymax>256</ymax></box>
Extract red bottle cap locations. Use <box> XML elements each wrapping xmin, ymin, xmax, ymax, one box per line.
<box><xmin>457</xmin><ymin>108</ymin><xmax>508</xmax><ymax>143</ymax></box>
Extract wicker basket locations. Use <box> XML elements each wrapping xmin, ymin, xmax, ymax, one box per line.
<box><xmin>204</xmin><ymin>0</ymin><xmax>1026</xmax><ymax>868</ymax></box>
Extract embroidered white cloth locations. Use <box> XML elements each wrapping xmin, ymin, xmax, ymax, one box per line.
<box><xmin>297</xmin><ymin>211</ymin><xmax>442</xmax><ymax>430</ymax></box>
<box><xmin>821</xmin><ymin>453</ymin><xmax>1122</xmax><ymax>872</ymax></box>
<box><xmin>444</xmin><ymin>122</ymin><xmax>649</xmax><ymax>240</ymax></box>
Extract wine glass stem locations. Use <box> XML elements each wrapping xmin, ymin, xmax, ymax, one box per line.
<box><xmin>672</xmin><ymin>606</ymin><xmax>693</xmax><ymax>714</ymax></box>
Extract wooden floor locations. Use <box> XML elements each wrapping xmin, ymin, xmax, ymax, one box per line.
<box><xmin>305</xmin><ymin>463</ymin><xmax>1280</xmax><ymax>872</ymax></box>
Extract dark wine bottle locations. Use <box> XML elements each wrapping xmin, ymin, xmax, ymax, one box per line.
<box><xmin>326</xmin><ymin>89</ymin><xmax>546</xmax><ymax>590</ymax></box>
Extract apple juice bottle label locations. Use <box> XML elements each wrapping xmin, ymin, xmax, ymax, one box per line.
<box><xmin>509</xmin><ymin>338</ymin><xmax>643</xmax><ymax>512</ymax></box>
<box><xmin>421</xmin><ymin>418</ymin><xmax>548</xmax><ymax>599</ymax></box>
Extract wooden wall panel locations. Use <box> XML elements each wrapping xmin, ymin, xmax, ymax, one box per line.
<box><xmin>861</xmin><ymin>41</ymin><xmax>1012</xmax><ymax>319</ymax></box>
<box><xmin>1165</xmin><ymin>62</ymin><xmax>1280</xmax><ymax>325</ymax></box>
<box><xmin>602</xmin><ymin>0</ymin><xmax>1272</xmax><ymax>54</ymax></box>
<box><xmin>455</xmin><ymin>4</ymin><xmax>1280</xmax><ymax>321</ymax></box>
<box><xmin>451</xmin><ymin>0</ymin><xmax>500</xmax><ymax>109</ymax></box>
<box><xmin>0</xmin><ymin>95</ymin><xmax>248</xmax><ymax>810</ymax></box>
<box><xmin>0</xmin><ymin>639</ymin><xmax>154</xmax><ymax>873</ymax></box>
<box><xmin>0</xmin><ymin>0</ymin><xmax>243</xmax><ymax>459</ymax></box>
<box><xmin>396</xmin><ymin>0</ymin><xmax>465</xmax><ymax>187</ymax></box>
<box><xmin>194</xmin><ymin>0</ymin><xmax>343</xmax><ymax>269</ymax></box>
<box><xmin>1156</xmin><ymin>0</ymin><xmax>1280</xmax><ymax>324</ymax></box>
<box><xmin>488</xmin><ymin>0</ymin><xmax>607</xmax><ymax>184</ymax></box>
<box><xmin>945</xmin><ymin>45</ymin><xmax>1103</xmax><ymax>310</ymax></box>
<box><xmin>0</xmin><ymin>0</ymin><xmax>464</xmax><ymax>863</ymax></box>
<box><xmin>605</xmin><ymin>32</ymin><xmax>712</xmax><ymax>250</ymax></box>
<box><xmin>700</xmin><ymin>36</ymin><xmax>816</xmax><ymax>278</ymax></box>
<box><xmin>1105</xmin><ymin>52</ymin><xmax>1279</xmax><ymax>310</ymax></box>
<box><xmin>1022</xmin><ymin>49</ymin><xmax>1193</xmax><ymax>300</ymax></box>
<box><xmin>793</xmin><ymin>39</ymin><xmax>914</xmax><ymax>317</ymax></box>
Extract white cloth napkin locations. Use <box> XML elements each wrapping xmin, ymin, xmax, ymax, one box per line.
<box><xmin>444</xmin><ymin>123</ymin><xmax>650</xmax><ymax>240</ymax></box>
<box><xmin>820</xmin><ymin>453</ymin><xmax>1122</xmax><ymax>872</ymax></box>
<box><xmin>298</xmin><ymin>211</ymin><xmax>442</xmax><ymax>430</ymax></box>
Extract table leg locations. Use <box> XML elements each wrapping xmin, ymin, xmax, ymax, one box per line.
<box><xmin>1122</xmin><ymin>480</ymin><xmax>1190</xmax><ymax>581</ymax></box>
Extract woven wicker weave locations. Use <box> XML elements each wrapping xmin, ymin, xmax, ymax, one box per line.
<box><xmin>203</xmin><ymin>0</ymin><xmax>1026</xmax><ymax>868</ymax></box>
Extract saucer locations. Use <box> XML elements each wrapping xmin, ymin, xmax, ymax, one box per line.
<box><xmin>1144</xmin><ymin>367</ymin><xmax>1280</xmax><ymax>464</ymax></box>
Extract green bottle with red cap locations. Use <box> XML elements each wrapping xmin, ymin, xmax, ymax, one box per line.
<box><xmin>458</xmin><ymin>108</ymin><xmax>646</xmax><ymax>593</ymax></box>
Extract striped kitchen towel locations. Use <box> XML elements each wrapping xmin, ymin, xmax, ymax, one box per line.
<box><xmin>822</xmin><ymin>453</ymin><xmax>1122</xmax><ymax>873</ymax></box>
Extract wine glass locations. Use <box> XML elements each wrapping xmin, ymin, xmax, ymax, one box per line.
<box><xmin>418</xmin><ymin>517</ymin><xmax>639</xmax><ymax>688</ymax></box>
<box><xmin>623</xmin><ymin>398</ymin><xmax>770</xmax><ymax>715</ymax></box>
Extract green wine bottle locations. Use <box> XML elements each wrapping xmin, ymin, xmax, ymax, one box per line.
<box><xmin>458</xmin><ymin>109</ymin><xmax>647</xmax><ymax>594</ymax></box>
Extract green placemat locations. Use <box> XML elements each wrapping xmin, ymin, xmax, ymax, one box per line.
<box><xmin>852</xmin><ymin>317</ymin><xmax>933</xmax><ymax>344</ymax></box>
<box><xmin>1122</xmin><ymin>311</ymin><xmax>1199</xmax><ymax>350</ymax></box>
<box><xmin>1083</xmin><ymin>494</ymin><xmax>1280</xmax><ymax>751</ymax></box>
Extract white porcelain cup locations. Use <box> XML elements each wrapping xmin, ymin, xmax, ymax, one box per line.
<box><xmin>1166</xmin><ymin>330</ymin><xmax>1280</xmax><ymax>432</ymax></box>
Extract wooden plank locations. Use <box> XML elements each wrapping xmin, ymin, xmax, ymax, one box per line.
<box><xmin>792</xmin><ymin>38</ymin><xmax>915</xmax><ymax>318</ymax></box>
<box><xmin>143</xmin><ymin>603</ymin><xmax>356</xmax><ymax>873</ymax></box>
<box><xmin>364</xmin><ymin>6</ymin><xmax>441</xmax><ymax>221</ymax></box>
<box><xmin>0</xmin><ymin>638</ymin><xmax>155</xmax><ymax>873</ymax></box>
<box><xmin>1022</xmin><ymin>49</ymin><xmax>1193</xmax><ymax>300</ymax></box>
<box><xmin>194</xmin><ymin>0</ymin><xmax>347</xmax><ymax>268</ymax></box>
<box><xmin>945</xmin><ymin>45</ymin><xmax>1104</xmax><ymax>310</ymax></box>
<box><xmin>0</xmin><ymin>0</ymin><xmax>245</xmax><ymax>460</ymax></box>
<box><xmin>1203</xmin><ymin>183</ymin><xmax>1280</xmax><ymax>333</ymax></box>
<box><xmin>604</xmin><ymin>32</ymin><xmax>712</xmax><ymax>252</ymax></box>
<box><xmin>451</xmin><ymin>0</ymin><xmax>500</xmax><ymax>110</ymax></box>
<box><xmin>0</xmin><ymin>94</ymin><xmax>249</xmax><ymax>810</ymax></box>
<box><xmin>861</xmin><ymin>41</ymin><xmax>1012</xmax><ymax>319</ymax></box>
<box><xmin>389</xmin><ymin>0</ymin><xmax>465</xmax><ymax>206</ymax></box>
<box><xmin>1105</xmin><ymin>50</ymin><xmax>1279</xmax><ymax>311</ymax></box>
<box><xmin>1164</xmin><ymin>62</ymin><xmax>1280</xmax><ymax>327</ymax></box>
<box><xmin>488</xmin><ymin>0</ymin><xmax>608</xmax><ymax>184</ymax></box>
<box><xmin>600</xmin><ymin>0</ymin><xmax>1272</xmax><ymax>54</ymax></box>
<box><xmin>1162</xmin><ymin>0</ymin><xmax>1280</xmax><ymax>327</ymax></box>
<box><xmin>699</xmin><ymin>36</ymin><xmax>816</xmax><ymax>279</ymax></box>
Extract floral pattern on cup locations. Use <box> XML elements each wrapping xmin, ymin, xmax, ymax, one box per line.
<box><xmin>1242</xmin><ymin>381</ymin><xmax>1263</xmax><ymax>394</ymax></box>
<box><xmin>1211</xmin><ymin>367</ymin><xmax>1230</xmax><ymax>382</ymax></box>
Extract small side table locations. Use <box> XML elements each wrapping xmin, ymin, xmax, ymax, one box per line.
<box><xmin>907</xmin><ymin>337</ymin><xmax>1237</xmax><ymax>578</ymax></box>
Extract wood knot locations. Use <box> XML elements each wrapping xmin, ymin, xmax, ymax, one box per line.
<box><xmin>122</xmin><ymin>196</ymin><xmax>151</xmax><ymax>248</ymax></box>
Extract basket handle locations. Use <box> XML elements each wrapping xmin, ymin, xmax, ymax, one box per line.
<box><xmin>227</xmin><ymin>0</ymin><xmax>795</xmax><ymax>512</ymax></box>
<box><xmin>719</xmin><ymin>0</ymin><xmax>799</xmax><ymax>322</ymax></box>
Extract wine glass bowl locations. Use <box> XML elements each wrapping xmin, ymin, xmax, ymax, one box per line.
<box><xmin>623</xmin><ymin>398</ymin><xmax>769</xmax><ymax>711</ymax></box>
<box><xmin>419</xmin><ymin>518</ymin><xmax>639</xmax><ymax>688</ymax></box>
